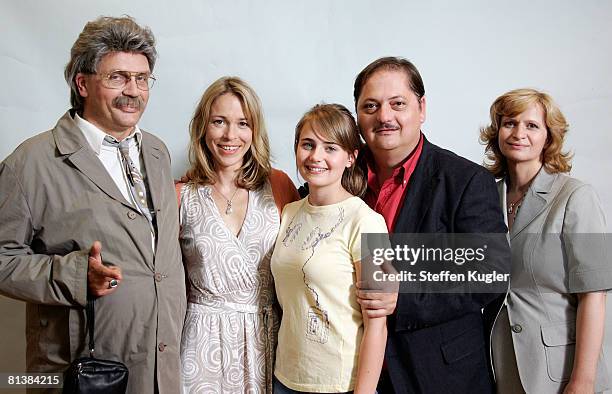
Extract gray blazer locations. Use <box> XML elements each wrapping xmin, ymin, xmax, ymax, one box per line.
<box><xmin>0</xmin><ymin>111</ymin><xmax>186</xmax><ymax>393</ymax></box>
<box><xmin>492</xmin><ymin>168</ymin><xmax>611</xmax><ymax>393</ymax></box>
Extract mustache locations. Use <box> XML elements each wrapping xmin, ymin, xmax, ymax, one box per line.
<box><xmin>113</xmin><ymin>96</ymin><xmax>144</xmax><ymax>109</ymax></box>
<box><xmin>375</xmin><ymin>122</ymin><xmax>400</xmax><ymax>132</ymax></box>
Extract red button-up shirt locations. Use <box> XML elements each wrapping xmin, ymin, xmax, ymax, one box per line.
<box><xmin>364</xmin><ymin>134</ymin><xmax>424</xmax><ymax>232</ymax></box>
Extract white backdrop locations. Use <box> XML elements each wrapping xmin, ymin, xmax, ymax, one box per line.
<box><xmin>1</xmin><ymin>0</ymin><xmax>612</xmax><ymax>381</ymax></box>
<box><xmin>2</xmin><ymin>0</ymin><xmax>611</xmax><ymax>228</ymax></box>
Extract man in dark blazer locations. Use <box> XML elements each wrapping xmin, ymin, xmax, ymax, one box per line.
<box><xmin>354</xmin><ymin>57</ymin><xmax>508</xmax><ymax>393</ymax></box>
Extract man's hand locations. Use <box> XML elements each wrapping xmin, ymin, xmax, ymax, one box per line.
<box><xmin>87</xmin><ymin>241</ymin><xmax>122</xmax><ymax>297</ymax></box>
<box><xmin>356</xmin><ymin>280</ymin><xmax>398</xmax><ymax>318</ymax></box>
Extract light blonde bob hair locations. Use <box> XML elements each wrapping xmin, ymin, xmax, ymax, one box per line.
<box><xmin>187</xmin><ymin>76</ymin><xmax>271</xmax><ymax>189</ymax></box>
<box><xmin>294</xmin><ymin>103</ymin><xmax>367</xmax><ymax>197</ymax></box>
<box><xmin>480</xmin><ymin>88</ymin><xmax>572</xmax><ymax>178</ymax></box>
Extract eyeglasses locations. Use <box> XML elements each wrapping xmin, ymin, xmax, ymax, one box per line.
<box><xmin>99</xmin><ymin>70</ymin><xmax>156</xmax><ymax>91</ymax></box>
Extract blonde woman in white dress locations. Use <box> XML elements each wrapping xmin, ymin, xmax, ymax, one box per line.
<box><xmin>178</xmin><ymin>76</ymin><xmax>298</xmax><ymax>393</ymax></box>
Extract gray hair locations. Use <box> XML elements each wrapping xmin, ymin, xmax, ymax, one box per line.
<box><xmin>64</xmin><ymin>16</ymin><xmax>157</xmax><ymax>112</ymax></box>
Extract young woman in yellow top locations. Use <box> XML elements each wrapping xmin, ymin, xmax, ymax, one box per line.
<box><xmin>271</xmin><ymin>104</ymin><xmax>388</xmax><ymax>393</ymax></box>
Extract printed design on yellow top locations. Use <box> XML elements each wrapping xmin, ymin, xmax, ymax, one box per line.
<box><xmin>282</xmin><ymin>202</ymin><xmax>345</xmax><ymax>344</ymax></box>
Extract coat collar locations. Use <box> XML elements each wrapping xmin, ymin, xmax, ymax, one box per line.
<box><xmin>504</xmin><ymin>167</ymin><xmax>560</xmax><ymax>239</ymax></box>
<box><xmin>74</xmin><ymin>112</ymin><xmax>143</xmax><ymax>155</ymax></box>
<box><xmin>140</xmin><ymin>135</ymin><xmax>163</xmax><ymax>211</ymax></box>
<box><xmin>54</xmin><ymin>110</ymin><xmax>88</xmax><ymax>155</ymax></box>
<box><xmin>52</xmin><ymin>110</ymin><xmax>163</xmax><ymax>212</ymax></box>
<box><xmin>52</xmin><ymin>111</ymin><xmax>131</xmax><ymax>207</ymax></box>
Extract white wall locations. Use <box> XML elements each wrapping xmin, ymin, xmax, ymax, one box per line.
<box><xmin>1</xmin><ymin>0</ymin><xmax>611</xmax><ymax>380</ymax></box>
<box><xmin>2</xmin><ymin>1</ymin><xmax>611</xmax><ymax>222</ymax></box>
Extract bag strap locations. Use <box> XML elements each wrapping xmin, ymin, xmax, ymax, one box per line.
<box><xmin>86</xmin><ymin>297</ymin><xmax>95</xmax><ymax>357</ymax></box>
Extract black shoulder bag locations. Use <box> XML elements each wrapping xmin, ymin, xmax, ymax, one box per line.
<box><xmin>63</xmin><ymin>297</ymin><xmax>129</xmax><ymax>393</ymax></box>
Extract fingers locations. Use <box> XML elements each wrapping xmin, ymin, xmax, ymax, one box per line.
<box><xmin>88</xmin><ymin>242</ymin><xmax>121</xmax><ymax>279</ymax></box>
<box><xmin>91</xmin><ymin>260</ymin><xmax>122</xmax><ymax>280</ymax></box>
<box><xmin>357</xmin><ymin>297</ymin><xmax>385</xmax><ymax>309</ymax></box>
<box><xmin>356</xmin><ymin>290</ymin><xmax>398</xmax><ymax>316</ymax></box>
<box><xmin>357</xmin><ymin>296</ymin><xmax>396</xmax><ymax>316</ymax></box>
<box><xmin>358</xmin><ymin>298</ymin><xmax>396</xmax><ymax>316</ymax></box>
<box><xmin>105</xmin><ymin>265</ymin><xmax>123</xmax><ymax>281</ymax></box>
<box><xmin>356</xmin><ymin>288</ymin><xmax>387</xmax><ymax>301</ymax></box>
<box><xmin>88</xmin><ymin>265</ymin><xmax>123</xmax><ymax>297</ymax></box>
<box><xmin>89</xmin><ymin>241</ymin><xmax>102</xmax><ymax>262</ymax></box>
<box><xmin>87</xmin><ymin>241</ymin><xmax>123</xmax><ymax>297</ymax></box>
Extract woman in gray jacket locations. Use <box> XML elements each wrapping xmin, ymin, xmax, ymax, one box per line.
<box><xmin>481</xmin><ymin>88</ymin><xmax>610</xmax><ymax>393</ymax></box>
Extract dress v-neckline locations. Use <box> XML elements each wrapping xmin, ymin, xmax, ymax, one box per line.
<box><xmin>203</xmin><ymin>185</ymin><xmax>250</xmax><ymax>240</ymax></box>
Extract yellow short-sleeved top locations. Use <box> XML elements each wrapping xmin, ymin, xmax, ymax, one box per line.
<box><xmin>271</xmin><ymin>196</ymin><xmax>388</xmax><ymax>392</ymax></box>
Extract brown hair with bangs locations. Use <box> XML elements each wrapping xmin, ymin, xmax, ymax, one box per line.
<box><xmin>294</xmin><ymin>103</ymin><xmax>367</xmax><ymax>196</ymax></box>
<box><xmin>187</xmin><ymin>76</ymin><xmax>271</xmax><ymax>189</ymax></box>
<box><xmin>480</xmin><ymin>88</ymin><xmax>573</xmax><ymax>178</ymax></box>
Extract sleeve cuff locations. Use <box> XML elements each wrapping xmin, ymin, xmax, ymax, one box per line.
<box><xmin>569</xmin><ymin>269</ymin><xmax>612</xmax><ymax>293</ymax></box>
<box><xmin>73</xmin><ymin>250</ymin><xmax>89</xmax><ymax>307</ymax></box>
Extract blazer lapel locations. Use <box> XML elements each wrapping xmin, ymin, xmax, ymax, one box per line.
<box><xmin>393</xmin><ymin>137</ymin><xmax>437</xmax><ymax>233</ymax></box>
<box><xmin>53</xmin><ymin>111</ymin><xmax>133</xmax><ymax>208</ymax></box>
<box><xmin>497</xmin><ymin>180</ymin><xmax>508</xmax><ymax>227</ymax></box>
<box><xmin>509</xmin><ymin>169</ymin><xmax>558</xmax><ymax>239</ymax></box>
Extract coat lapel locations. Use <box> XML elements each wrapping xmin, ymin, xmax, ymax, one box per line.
<box><xmin>393</xmin><ymin>137</ymin><xmax>438</xmax><ymax>233</ymax></box>
<box><xmin>53</xmin><ymin>111</ymin><xmax>133</xmax><ymax>208</ymax></box>
<box><xmin>497</xmin><ymin>180</ymin><xmax>508</xmax><ymax>227</ymax></box>
<box><xmin>140</xmin><ymin>132</ymin><xmax>163</xmax><ymax>213</ymax></box>
<box><xmin>509</xmin><ymin>168</ymin><xmax>558</xmax><ymax>239</ymax></box>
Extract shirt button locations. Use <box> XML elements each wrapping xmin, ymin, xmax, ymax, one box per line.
<box><xmin>158</xmin><ymin>342</ymin><xmax>166</xmax><ymax>352</ymax></box>
<box><xmin>154</xmin><ymin>272</ymin><xmax>163</xmax><ymax>282</ymax></box>
<box><xmin>127</xmin><ymin>211</ymin><xmax>137</xmax><ymax>220</ymax></box>
<box><xmin>511</xmin><ymin>324</ymin><xmax>523</xmax><ymax>333</ymax></box>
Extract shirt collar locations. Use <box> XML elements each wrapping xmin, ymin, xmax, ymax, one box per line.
<box><xmin>75</xmin><ymin>113</ymin><xmax>142</xmax><ymax>155</ymax></box>
<box><xmin>366</xmin><ymin>132</ymin><xmax>423</xmax><ymax>190</ymax></box>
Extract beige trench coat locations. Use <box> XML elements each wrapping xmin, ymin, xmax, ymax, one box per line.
<box><xmin>0</xmin><ymin>111</ymin><xmax>186</xmax><ymax>393</ymax></box>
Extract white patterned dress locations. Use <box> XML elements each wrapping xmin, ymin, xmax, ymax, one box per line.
<box><xmin>179</xmin><ymin>182</ymin><xmax>280</xmax><ymax>394</ymax></box>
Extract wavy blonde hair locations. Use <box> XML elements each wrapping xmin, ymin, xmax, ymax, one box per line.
<box><xmin>187</xmin><ymin>76</ymin><xmax>271</xmax><ymax>189</ymax></box>
<box><xmin>294</xmin><ymin>103</ymin><xmax>367</xmax><ymax>197</ymax></box>
<box><xmin>480</xmin><ymin>88</ymin><xmax>572</xmax><ymax>178</ymax></box>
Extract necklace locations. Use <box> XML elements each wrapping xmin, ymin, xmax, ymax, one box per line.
<box><xmin>507</xmin><ymin>193</ymin><xmax>526</xmax><ymax>216</ymax></box>
<box><xmin>212</xmin><ymin>184</ymin><xmax>239</xmax><ymax>215</ymax></box>
<box><xmin>507</xmin><ymin>169</ymin><xmax>539</xmax><ymax>219</ymax></box>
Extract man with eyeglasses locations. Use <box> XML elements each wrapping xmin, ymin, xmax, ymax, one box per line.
<box><xmin>0</xmin><ymin>16</ymin><xmax>185</xmax><ymax>393</ymax></box>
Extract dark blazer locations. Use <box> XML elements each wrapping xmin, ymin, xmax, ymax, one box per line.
<box><xmin>383</xmin><ymin>136</ymin><xmax>508</xmax><ymax>394</ymax></box>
